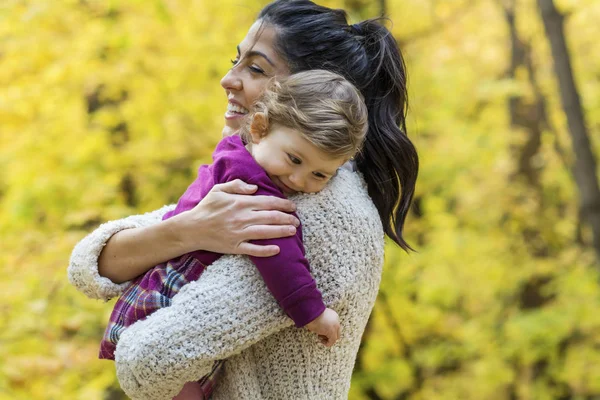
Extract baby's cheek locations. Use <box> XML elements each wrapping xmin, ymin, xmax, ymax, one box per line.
<box><xmin>308</xmin><ymin>182</ymin><xmax>326</xmax><ymax>194</ymax></box>
<box><xmin>259</xmin><ymin>159</ymin><xmax>276</xmax><ymax>175</ymax></box>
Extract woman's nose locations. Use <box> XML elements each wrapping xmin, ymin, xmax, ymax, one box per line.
<box><xmin>220</xmin><ymin>68</ymin><xmax>242</xmax><ymax>92</ymax></box>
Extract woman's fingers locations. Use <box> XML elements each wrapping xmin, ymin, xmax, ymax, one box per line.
<box><xmin>246</xmin><ymin>210</ymin><xmax>300</xmax><ymax>227</ymax></box>
<box><xmin>247</xmin><ymin>195</ymin><xmax>297</xmax><ymax>213</ymax></box>
<box><xmin>212</xmin><ymin>180</ymin><xmax>297</xmax><ymax>213</ymax></box>
<box><xmin>243</xmin><ymin>224</ymin><xmax>297</xmax><ymax>241</ymax></box>
<box><xmin>213</xmin><ymin>179</ymin><xmax>258</xmax><ymax>195</ymax></box>
<box><xmin>236</xmin><ymin>225</ymin><xmax>297</xmax><ymax>257</ymax></box>
<box><xmin>186</xmin><ymin>179</ymin><xmax>300</xmax><ymax>255</ymax></box>
<box><xmin>237</xmin><ymin>242</ymin><xmax>281</xmax><ymax>258</ymax></box>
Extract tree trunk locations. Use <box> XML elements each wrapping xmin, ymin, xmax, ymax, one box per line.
<box><xmin>537</xmin><ymin>0</ymin><xmax>600</xmax><ymax>262</ymax></box>
<box><xmin>502</xmin><ymin>1</ymin><xmax>543</xmax><ymax>189</ymax></box>
<box><xmin>498</xmin><ymin>0</ymin><xmax>554</xmax><ymax>258</ymax></box>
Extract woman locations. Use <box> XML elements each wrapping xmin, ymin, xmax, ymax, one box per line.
<box><xmin>68</xmin><ymin>1</ymin><xmax>418</xmax><ymax>399</ymax></box>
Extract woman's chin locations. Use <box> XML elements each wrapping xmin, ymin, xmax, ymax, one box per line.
<box><xmin>221</xmin><ymin>125</ymin><xmax>240</xmax><ymax>137</ymax></box>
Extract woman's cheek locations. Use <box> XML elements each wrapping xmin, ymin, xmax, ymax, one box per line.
<box><xmin>249</xmin><ymin>80</ymin><xmax>271</xmax><ymax>105</ymax></box>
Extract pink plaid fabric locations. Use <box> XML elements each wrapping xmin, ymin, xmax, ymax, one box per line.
<box><xmin>100</xmin><ymin>254</ymin><xmax>225</xmax><ymax>398</ymax></box>
<box><xmin>198</xmin><ymin>360</ymin><xmax>226</xmax><ymax>399</ymax></box>
<box><xmin>100</xmin><ymin>253</ymin><xmax>207</xmax><ymax>359</ymax></box>
<box><xmin>171</xmin><ymin>360</ymin><xmax>225</xmax><ymax>399</ymax></box>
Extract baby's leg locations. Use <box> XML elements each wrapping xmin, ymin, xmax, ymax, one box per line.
<box><xmin>172</xmin><ymin>381</ymin><xmax>206</xmax><ymax>400</ymax></box>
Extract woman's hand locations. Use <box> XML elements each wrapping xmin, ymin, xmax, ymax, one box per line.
<box><xmin>97</xmin><ymin>180</ymin><xmax>298</xmax><ymax>284</ymax></box>
<box><xmin>174</xmin><ymin>179</ymin><xmax>300</xmax><ymax>257</ymax></box>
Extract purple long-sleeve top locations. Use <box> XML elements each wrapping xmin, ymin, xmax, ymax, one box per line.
<box><xmin>162</xmin><ymin>135</ymin><xmax>325</xmax><ymax>327</ymax></box>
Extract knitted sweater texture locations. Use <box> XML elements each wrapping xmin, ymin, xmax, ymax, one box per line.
<box><xmin>67</xmin><ymin>169</ymin><xmax>384</xmax><ymax>400</ymax></box>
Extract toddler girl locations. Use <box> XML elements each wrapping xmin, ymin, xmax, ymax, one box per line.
<box><xmin>100</xmin><ymin>69</ymin><xmax>368</xmax><ymax>399</ymax></box>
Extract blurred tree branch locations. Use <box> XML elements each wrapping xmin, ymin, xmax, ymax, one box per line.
<box><xmin>379</xmin><ymin>0</ymin><xmax>386</xmax><ymax>17</ymax></box>
<box><xmin>538</xmin><ymin>0</ymin><xmax>600</xmax><ymax>263</ymax></box>
<box><xmin>500</xmin><ymin>0</ymin><xmax>543</xmax><ymax>190</ymax></box>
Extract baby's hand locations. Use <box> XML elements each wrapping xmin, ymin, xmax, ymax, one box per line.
<box><xmin>305</xmin><ymin>308</ymin><xmax>341</xmax><ymax>347</ymax></box>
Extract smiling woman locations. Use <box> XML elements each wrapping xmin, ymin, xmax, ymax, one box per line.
<box><xmin>67</xmin><ymin>1</ymin><xmax>418</xmax><ymax>399</ymax></box>
<box><xmin>221</xmin><ymin>22</ymin><xmax>290</xmax><ymax>137</ymax></box>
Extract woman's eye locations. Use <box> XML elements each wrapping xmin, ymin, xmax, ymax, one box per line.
<box><xmin>288</xmin><ymin>154</ymin><xmax>301</xmax><ymax>164</ymax></box>
<box><xmin>230</xmin><ymin>58</ymin><xmax>264</xmax><ymax>75</ymax></box>
<box><xmin>313</xmin><ymin>172</ymin><xmax>326</xmax><ymax>179</ymax></box>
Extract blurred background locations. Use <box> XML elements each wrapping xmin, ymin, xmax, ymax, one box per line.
<box><xmin>1</xmin><ymin>0</ymin><xmax>599</xmax><ymax>399</ymax></box>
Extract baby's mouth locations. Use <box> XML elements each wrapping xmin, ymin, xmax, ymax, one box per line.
<box><xmin>276</xmin><ymin>178</ymin><xmax>296</xmax><ymax>195</ymax></box>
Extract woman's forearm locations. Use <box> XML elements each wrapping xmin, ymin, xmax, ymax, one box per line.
<box><xmin>115</xmin><ymin>255</ymin><xmax>294</xmax><ymax>400</ymax></box>
<box><xmin>67</xmin><ymin>205</ymin><xmax>175</xmax><ymax>300</ymax></box>
<box><xmin>69</xmin><ymin>180</ymin><xmax>298</xmax><ymax>297</ymax></box>
<box><xmin>98</xmin><ymin>213</ymin><xmax>190</xmax><ymax>283</ymax></box>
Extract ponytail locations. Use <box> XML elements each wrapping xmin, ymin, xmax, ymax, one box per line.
<box><xmin>352</xmin><ymin>20</ymin><xmax>418</xmax><ymax>251</ymax></box>
<box><xmin>259</xmin><ymin>0</ymin><xmax>419</xmax><ymax>251</ymax></box>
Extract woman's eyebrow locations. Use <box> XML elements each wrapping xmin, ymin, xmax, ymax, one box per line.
<box><xmin>237</xmin><ymin>45</ymin><xmax>275</xmax><ymax>67</ymax></box>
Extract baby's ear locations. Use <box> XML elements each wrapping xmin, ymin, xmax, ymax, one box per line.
<box><xmin>249</xmin><ymin>112</ymin><xmax>268</xmax><ymax>144</ymax></box>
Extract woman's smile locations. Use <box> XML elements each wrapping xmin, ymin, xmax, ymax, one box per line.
<box><xmin>220</xmin><ymin>22</ymin><xmax>290</xmax><ymax>133</ymax></box>
<box><xmin>225</xmin><ymin>99</ymin><xmax>249</xmax><ymax>120</ymax></box>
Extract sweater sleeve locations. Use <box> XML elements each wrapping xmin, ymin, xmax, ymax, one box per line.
<box><xmin>115</xmin><ymin>255</ymin><xmax>293</xmax><ymax>400</ymax></box>
<box><xmin>66</xmin><ymin>205</ymin><xmax>175</xmax><ymax>301</ymax></box>
<box><xmin>113</xmin><ymin>172</ymin><xmax>383</xmax><ymax>400</ymax></box>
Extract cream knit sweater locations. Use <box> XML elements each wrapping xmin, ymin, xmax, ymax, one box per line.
<box><xmin>67</xmin><ymin>169</ymin><xmax>384</xmax><ymax>400</ymax></box>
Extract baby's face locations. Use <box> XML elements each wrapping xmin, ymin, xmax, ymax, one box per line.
<box><xmin>249</xmin><ymin>124</ymin><xmax>347</xmax><ymax>196</ymax></box>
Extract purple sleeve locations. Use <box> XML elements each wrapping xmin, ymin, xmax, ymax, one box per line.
<box><xmin>247</xmin><ymin>186</ymin><xmax>326</xmax><ymax>327</ymax></box>
<box><xmin>162</xmin><ymin>165</ymin><xmax>213</xmax><ymax>221</ymax></box>
<box><xmin>248</xmin><ymin>215</ymin><xmax>326</xmax><ymax>328</ymax></box>
<box><xmin>217</xmin><ymin>143</ymin><xmax>326</xmax><ymax>327</ymax></box>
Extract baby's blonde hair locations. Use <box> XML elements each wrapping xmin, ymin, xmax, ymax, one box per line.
<box><xmin>241</xmin><ymin>70</ymin><xmax>368</xmax><ymax>160</ymax></box>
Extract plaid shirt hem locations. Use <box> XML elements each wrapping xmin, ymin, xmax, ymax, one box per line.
<box><xmin>199</xmin><ymin>360</ymin><xmax>226</xmax><ymax>399</ymax></box>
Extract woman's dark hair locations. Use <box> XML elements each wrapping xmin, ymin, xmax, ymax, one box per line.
<box><xmin>258</xmin><ymin>0</ymin><xmax>419</xmax><ymax>251</ymax></box>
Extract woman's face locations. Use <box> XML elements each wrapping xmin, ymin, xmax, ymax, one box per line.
<box><xmin>220</xmin><ymin>22</ymin><xmax>290</xmax><ymax>137</ymax></box>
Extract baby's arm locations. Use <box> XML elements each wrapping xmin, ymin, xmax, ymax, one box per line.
<box><xmin>214</xmin><ymin>140</ymin><xmax>340</xmax><ymax>345</ymax></box>
<box><xmin>246</xmin><ymin>211</ymin><xmax>342</xmax><ymax>346</ymax></box>
<box><xmin>243</xmin><ymin>186</ymin><xmax>341</xmax><ymax>345</ymax></box>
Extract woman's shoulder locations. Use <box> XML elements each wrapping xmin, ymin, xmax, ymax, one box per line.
<box><xmin>289</xmin><ymin>169</ymin><xmax>384</xmax><ymax>305</ymax></box>
<box><xmin>294</xmin><ymin>168</ymin><xmax>380</xmax><ymax>227</ymax></box>
<box><xmin>292</xmin><ymin>168</ymin><xmax>384</xmax><ymax>263</ymax></box>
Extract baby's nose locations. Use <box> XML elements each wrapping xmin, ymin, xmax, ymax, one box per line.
<box><xmin>288</xmin><ymin>174</ymin><xmax>305</xmax><ymax>191</ymax></box>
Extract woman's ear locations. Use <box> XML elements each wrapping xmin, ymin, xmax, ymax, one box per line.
<box><xmin>249</xmin><ymin>112</ymin><xmax>268</xmax><ymax>144</ymax></box>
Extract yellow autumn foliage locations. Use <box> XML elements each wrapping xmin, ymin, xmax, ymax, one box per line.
<box><xmin>1</xmin><ymin>0</ymin><xmax>599</xmax><ymax>399</ymax></box>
